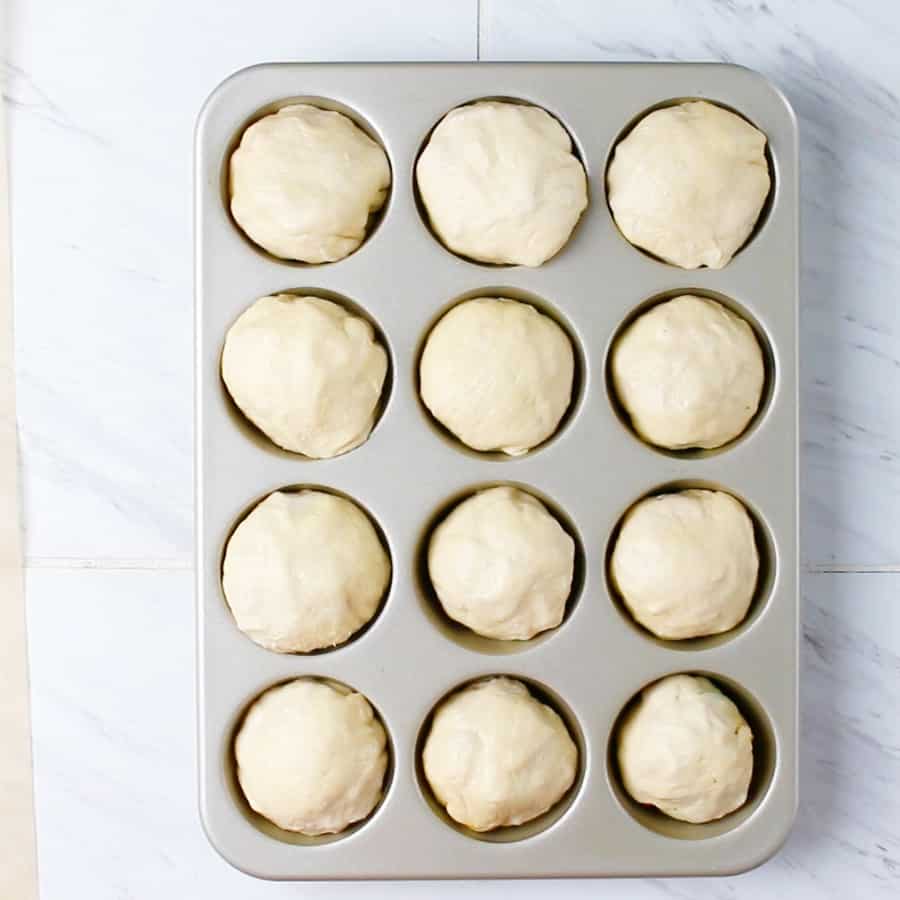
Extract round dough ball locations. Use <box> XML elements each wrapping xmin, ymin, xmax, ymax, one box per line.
<box><xmin>611</xmin><ymin>295</ymin><xmax>764</xmax><ymax>450</ymax></box>
<box><xmin>230</xmin><ymin>103</ymin><xmax>390</xmax><ymax>263</ymax></box>
<box><xmin>423</xmin><ymin>677</ymin><xmax>577</xmax><ymax>831</ymax></box>
<box><xmin>617</xmin><ymin>674</ymin><xmax>753</xmax><ymax>823</ymax></box>
<box><xmin>222</xmin><ymin>490</ymin><xmax>390</xmax><ymax>653</ymax></box>
<box><xmin>222</xmin><ymin>294</ymin><xmax>388</xmax><ymax>458</ymax></box>
<box><xmin>611</xmin><ymin>490</ymin><xmax>758</xmax><ymax>639</ymax></box>
<box><xmin>428</xmin><ymin>487</ymin><xmax>574</xmax><ymax>640</ymax></box>
<box><xmin>607</xmin><ymin>100</ymin><xmax>770</xmax><ymax>269</ymax></box>
<box><xmin>235</xmin><ymin>679</ymin><xmax>388</xmax><ymax>835</ymax></box>
<box><xmin>416</xmin><ymin>100</ymin><xmax>587</xmax><ymax>266</ymax></box>
<box><xmin>420</xmin><ymin>298</ymin><xmax>574</xmax><ymax>455</ymax></box>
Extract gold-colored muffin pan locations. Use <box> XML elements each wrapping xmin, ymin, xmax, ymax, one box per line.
<box><xmin>195</xmin><ymin>61</ymin><xmax>798</xmax><ymax>880</ymax></box>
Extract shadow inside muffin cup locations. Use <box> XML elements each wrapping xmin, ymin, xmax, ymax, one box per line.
<box><xmin>412</xmin><ymin>95</ymin><xmax>590</xmax><ymax>268</ymax></box>
<box><xmin>218</xmin><ymin>484</ymin><xmax>394</xmax><ymax>655</ymax></box>
<box><xmin>603</xmin><ymin>479</ymin><xmax>778</xmax><ymax>652</ymax></box>
<box><xmin>219</xmin><ymin>287</ymin><xmax>394</xmax><ymax>461</ymax></box>
<box><xmin>603</xmin><ymin>287</ymin><xmax>777</xmax><ymax>460</ymax></box>
<box><xmin>606</xmin><ymin>672</ymin><xmax>777</xmax><ymax>840</ymax></box>
<box><xmin>225</xmin><ymin>676</ymin><xmax>395</xmax><ymax>846</ymax></box>
<box><xmin>221</xmin><ymin>95</ymin><xmax>393</xmax><ymax>265</ymax></box>
<box><xmin>414</xmin><ymin>674</ymin><xmax>587</xmax><ymax>843</ymax></box>
<box><xmin>414</xmin><ymin>286</ymin><xmax>587</xmax><ymax>461</ymax></box>
<box><xmin>603</xmin><ymin>96</ymin><xmax>777</xmax><ymax>268</ymax></box>
<box><xmin>414</xmin><ymin>481</ymin><xmax>586</xmax><ymax>655</ymax></box>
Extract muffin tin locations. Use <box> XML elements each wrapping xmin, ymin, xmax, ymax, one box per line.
<box><xmin>195</xmin><ymin>62</ymin><xmax>798</xmax><ymax>880</ymax></box>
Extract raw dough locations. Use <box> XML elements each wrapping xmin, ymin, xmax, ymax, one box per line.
<box><xmin>230</xmin><ymin>103</ymin><xmax>390</xmax><ymax>263</ymax></box>
<box><xmin>610</xmin><ymin>295</ymin><xmax>764</xmax><ymax>450</ymax></box>
<box><xmin>617</xmin><ymin>674</ymin><xmax>754</xmax><ymax>823</ymax></box>
<box><xmin>416</xmin><ymin>100</ymin><xmax>588</xmax><ymax>266</ymax></box>
<box><xmin>235</xmin><ymin>679</ymin><xmax>388</xmax><ymax>835</ymax></box>
<box><xmin>610</xmin><ymin>490</ymin><xmax>758</xmax><ymax>639</ymax></box>
<box><xmin>423</xmin><ymin>677</ymin><xmax>577</xmax><ymax>831</ymax></box>
<box><xmin>222</xmin><ymin>490</ymin><xmax>390</xmax><ymax>653</ymax></box>
<box><xmin>607</xmin><ymin>100</ymin><xmax>770</xmax><ymax>269</ymax></box>
<box><xmin>428</xmin><ymin>486</ymin><xmax>574</xmax><ymax>640</ymax></box>
<box><xmin>419</xmin><ymin>298</ymin><xmax>574</xmax><ymax>455</ymax></box>
<box><xmin>221</xmin><ymin>294</ymin><xmax>388</xmax><ymax>458</ymax></box>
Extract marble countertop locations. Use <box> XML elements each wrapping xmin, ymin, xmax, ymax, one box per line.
<box><xmin>5</xmin><ymin>0</ymin><xmax>898</xmax><ymax>896</ymax></box>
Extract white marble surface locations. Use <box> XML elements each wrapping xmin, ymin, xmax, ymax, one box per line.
<box><xmin>4</xmin><ymin>0</ymin><xmax>899</xmax><ymax>896</ymax></box>
<box><xmin>25</xmin><ymin>569</ymin><xmax>900</xmax><ymax>898</ymax></box>
<box><xmin>5</xmin><ymin>0</ymin><xmax>476</xmax><ymax>565</ymax></box>
<box><xmin>480</xmin><ymin>0</ymin><xmax>900</xmax><ymax>569</ymax></box>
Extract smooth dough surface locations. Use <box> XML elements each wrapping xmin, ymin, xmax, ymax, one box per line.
<box><xmin>617</xmin><ymin>674</ymin><xmax>754</xmax><ymax>823</ymax></box>
<box><xmin>423</xmin><ymin>678</ymin><xmax>577</xmax><ymax>831</ymax></box>
<box><xmin>428</xmin><ymin>487</ymin><xmax>574</xmax><ymax>640</ymax></box>
<box><xmin>419</xmin><ymin>298</ymin><xmax>574</xmax><ymax>455</ymax></box>
<box><xmin>611</xmin><ymin>295</ymin><xmax>764</xmax><ymax>450</ymax></box>
<box><xmin>222</xmin><ymin>490</ymin><xmax>390</xmax><ymax>653</ymax></box>
<box><xmin>222</xmin><ymin>294</ymin><xmax>388</xmax><ymax>458</ymax></box>
<box><xmin>611</xmin><ymin>490</ymin><xmax>759</xmax><ymax>639</ymax></box>
<box><xmin>607</xmin><ymin>100</ymin><xmax>770</xmax><ymax>269</ymax></box>
<box><xmin>235</xmin><ymin>679</ymin><xmax>387</xmax><ymax>835</ymax></box>
<box><xmin>416</xmin><ymin>101</ymin><xmax>588</xmax><ymax>266</ymax></box>
<box><xmin>230</xmin><ymin>104</ymin><xmax>390</xmax><ymax>263</ymax></box>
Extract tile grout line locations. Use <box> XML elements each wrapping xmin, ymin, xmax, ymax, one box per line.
<box><xmin>476</xmin><ymin>0</ymin><xmax>481</xmax><ymax>60</ymax></box>
<box><xmin>25</xmin><ymin>557</ymin><xmax>193</xmax><ymax>572</ymax></box>
<box><xmin>21</xmin><ymin>557</ymin><xmax>900</xmax><ymax>574</ymax></box>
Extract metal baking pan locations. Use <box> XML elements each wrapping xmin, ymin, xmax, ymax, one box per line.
<box><xmin>195</xmin><ymin>61</ymin><xmax>798</xmax><ymax>880</ymax></box>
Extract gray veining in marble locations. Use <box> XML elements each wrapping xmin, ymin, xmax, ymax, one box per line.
<box><xmin>25</xmin><ymin>569</ymin><xmax>900</xmax><ymax>898</ymax></box>
<box><xmin>480</xmin><ymin>0</ymin><xmax>900</xmax><ymax>568</ymax></box>
<box><xmin>5</xmin><ymin>0</ymin><xmax>899</xmax><ymax>895</ymax></box>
